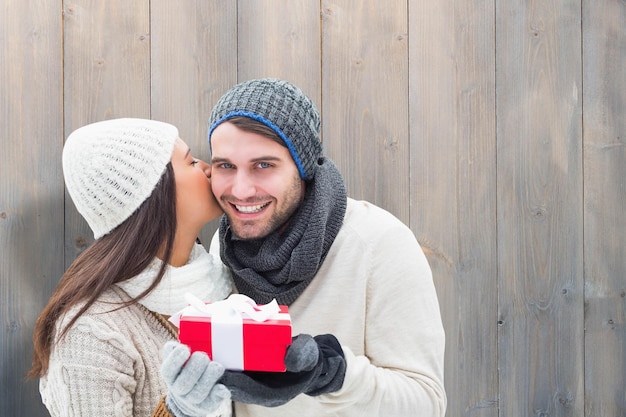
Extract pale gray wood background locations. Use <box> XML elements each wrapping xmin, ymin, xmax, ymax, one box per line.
<box><xmin>1</xmin><ymin>1</ymin><xmax>624</xmax><ymax>416</ymax></box>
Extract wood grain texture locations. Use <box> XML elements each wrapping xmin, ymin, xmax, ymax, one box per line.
<box><xmin>321</xmin><ymin>0</ymin><xmax>409</xmax><ymax>222</ymax></box>
<box><xmin>496</xmin><ymin>1</ymin><xmax>584</xmax><ymax>415</ymax></box>
<box><xmin>409</xmin><ymin>1</ymin><xmax>498</xmax><ymax>416</ymax></box>
<box><xmin>582</xmin><ymin>1</ymin><xmax>626</xmax><ymax>416</ymax></box>
<box><xmin>238</xmin><ymin>0</ymin><xmax>321</xmax><ymax>103</ymax></box>
<box><xmin>0</xmin><ymin>2</ymin><xmax>64</xmax><ymax>416</ymax></box>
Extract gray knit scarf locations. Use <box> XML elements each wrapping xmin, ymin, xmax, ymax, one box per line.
<box><xmin>219</xmin><ymin>157</ymin><xmax>347</xmax><ymax>306</ymax></box>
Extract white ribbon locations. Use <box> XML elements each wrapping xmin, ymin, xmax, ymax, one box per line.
<box><xmin>169</xmin><ymin>293</ymin><xmax>284</xmax><ymax>370</ymax></box>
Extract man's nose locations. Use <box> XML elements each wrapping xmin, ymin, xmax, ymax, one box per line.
<box><xmin>231</xmin><ymin>171</ymin><xmax>256</xmax><ymax>199</ymax></box>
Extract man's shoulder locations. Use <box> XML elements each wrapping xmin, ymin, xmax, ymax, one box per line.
<box><xmin>340</xmin><ymin>198</ymin><xmax>414</xmax><ymax>244</ymax></box>
<box><xmin>344</xmin><ymin>198</ymin><xmax>407</xmax><ymax>229</ymax></box>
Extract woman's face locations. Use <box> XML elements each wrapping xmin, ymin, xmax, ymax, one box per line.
<box><xmin>170</xmin><ymin>138</ymin><xmax>223</xmax><ymax>232</ymax></box>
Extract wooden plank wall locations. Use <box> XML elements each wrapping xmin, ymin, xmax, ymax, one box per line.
<box><xmin>496</xmin><ymin>2</ymin><xmax>584</xmax><ymax>416</ymax></box>
<box><xmin>582</xmin><ymin>1</ymin><xmax>626</xmax><ymax>416</ymax></box>
<box><xmin>1</xmin><ymin>1</ymin><xmax>624</xmax><ymax>416</ymax></box>
<box><xmin>1</xmin><ymin>1</ymin><xmax>64</xmax><ymax>416</ymax></box>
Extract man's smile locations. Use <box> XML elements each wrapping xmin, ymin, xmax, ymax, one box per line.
<box><xmin>233</xmin><ymin>202</ymin><xmax>271</xmax><ymax>214</ymax></box>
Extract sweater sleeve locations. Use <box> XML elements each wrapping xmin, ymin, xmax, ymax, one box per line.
<box><xmin>319</xmin><ymin>218</ymin><xmax>447</xmax><ymax>416</ymax></box>
<box><xmin>40</xmin><ymin>315</ymin><xmax>143</xmax><ymax>417</ymax></box>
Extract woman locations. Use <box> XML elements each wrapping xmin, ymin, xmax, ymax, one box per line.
<box><xmin>29</xmin><ymin>118</ymin><xmax>233</xmax><ymax>417</ymax></box>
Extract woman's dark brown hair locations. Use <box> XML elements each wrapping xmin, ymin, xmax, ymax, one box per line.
<box><xmin>28</xmin><ymin>163</ymin><xmax>177</xmax><ymax>378</ymax></box>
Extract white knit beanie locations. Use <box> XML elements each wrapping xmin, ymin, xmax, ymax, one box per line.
<box><xmin>63</xmin><ymin>118</ymin><xmax>178</xmax><ymax>239</ymax></box>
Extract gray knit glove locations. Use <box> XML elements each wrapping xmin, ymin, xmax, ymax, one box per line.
<box><xmin>161</xmin><ymin>341</ymin><xmax>231</xmax><ymax>417</ymax></box>
<box><xmin>218</xmin><ymin>334</ymin><xmax>346</xmax><ymax>407</ymax></box>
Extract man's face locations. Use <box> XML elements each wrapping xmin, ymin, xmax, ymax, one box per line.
<box><xmin>210</xmin><ymin>121</ymin><xmax>305</xmax><ymax>240</ymax></box>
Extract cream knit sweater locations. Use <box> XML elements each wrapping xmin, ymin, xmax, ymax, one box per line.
<box><xmin>211</xmin><ymin>198</ymin><xmax>447</xmax><ymax>417</ymax></box>
<box><xmin>39</xmin><ymin>244</ymin><xmax>233</xmax><ymax>417</ymax></box>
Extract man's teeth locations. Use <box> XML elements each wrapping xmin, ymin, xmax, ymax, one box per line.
<box><xmin>235</xmin><ymin>203</ymin><xmax>268</xmax><ymax>213</ymax></box>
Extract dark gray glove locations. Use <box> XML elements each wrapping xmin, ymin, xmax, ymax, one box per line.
<box><xmin>218</xmin><ymin>334</ymin><xmax>346</xmax><ymax>407</ymax></box>
<box><xmin>161</xmin><ymin>341</ymin><xmax>231</xmax><ymax>417</ymax></box>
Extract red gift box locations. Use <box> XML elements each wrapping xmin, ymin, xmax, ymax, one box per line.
<box><xmin>173</xmin><ymin>294</ymin><xmax>292</xmax><ymax>372</ymax></box>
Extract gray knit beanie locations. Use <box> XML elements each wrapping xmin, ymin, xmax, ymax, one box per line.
<box><xmin>208</xmin><ymin>78</ymin><xmax>322</xmax><ymax>180</ymax></box>
<box><xmin>63</xmin><ymin>118</ymin><xmax>178</xmax><ymax>239</ymax></box>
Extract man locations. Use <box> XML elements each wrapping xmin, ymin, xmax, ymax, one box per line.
<box><xmin>207</xmin><ymin>78</ymin><xmax>446</xmax><ymax>417</ymax></box>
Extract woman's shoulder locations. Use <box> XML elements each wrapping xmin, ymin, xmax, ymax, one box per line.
<box><xmin>57</xmin><ymin>287</ymin><xmax>146</xmax><ymax>338</ymax></box>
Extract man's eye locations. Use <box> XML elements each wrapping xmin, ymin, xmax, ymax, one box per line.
<box><xmin>258</xmin><ymin>162</ymin><xmax>272</xmax><ymax>169</ymax></box>
<box><xmin>218</xmin><ymin>163</ymin><xmax>234</xmax><ymax>169</ymax></box>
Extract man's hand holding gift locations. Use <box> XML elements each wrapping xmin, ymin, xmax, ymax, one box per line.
<box><xmin>219</xmin><ymin>333</ymin><xmax>346</xmax><ymax>406</ymax></box>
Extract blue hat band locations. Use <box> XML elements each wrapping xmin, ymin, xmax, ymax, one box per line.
<box><xmin>208</xmin><ymin>110</ymin><xmax>308</xmax><ymax>180</ymax></box>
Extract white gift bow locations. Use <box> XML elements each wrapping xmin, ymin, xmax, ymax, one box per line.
<box><xmin>200</xmin><ymin>293</ymin><xmax>278</xmax><ymax>320</ymax></box>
